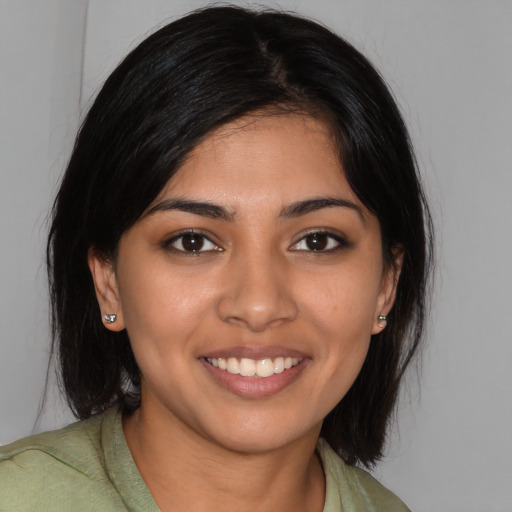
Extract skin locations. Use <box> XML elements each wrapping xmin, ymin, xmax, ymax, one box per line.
<box><xmin>89</xmin><ymin>113</ymin><xmax>400</xmax><ymax>512</ymax></box>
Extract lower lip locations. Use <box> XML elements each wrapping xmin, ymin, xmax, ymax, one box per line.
<box><xmin>199</xmin><ymin>358</ymin><xmax>308</xmax><ymax>399</ymax></box>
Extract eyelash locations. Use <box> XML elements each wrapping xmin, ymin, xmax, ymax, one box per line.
<box><xmin>163</xmin><ymin>229</ymin><xmax>348</xmax><ymax>255</ymax></box>
<box><xmin>163</xmin><ymin>230</ymin><xmax>222</xmax><ymax>255</ymax></box>
<box><xmin>289</xmin><ymin>230</ymin><xmax>349</xmax><ymax>253</ymax></box>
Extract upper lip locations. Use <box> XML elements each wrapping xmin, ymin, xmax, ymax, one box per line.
<box><xmin>200</xmin><ymin>345</ymin><xmax>307</xmax><ymax>360</ymax></box>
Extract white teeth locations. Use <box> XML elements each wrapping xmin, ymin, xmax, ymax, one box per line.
<box><xmin>227</xmin><ymin>358</ymin><xmax>240</xmax><ymax>374</ymax></box>
<box><xmin>240</xmin><ymin>358</ymin><xmax>256</xmax><ymax>376</ymax></box>
<box><xmin>206</xmin><ymin>356</ymin><xmax>302</xmax><ymax>378</ymax></box>
<box><xmin>274</xmin><ymin>357</ymin><xmax>284</xmax><ymax>374</ymax></box>
<box><xmin>256</xmin><ymin>358</ymin><xmax>274</xmax><ymax>378</ymax></box>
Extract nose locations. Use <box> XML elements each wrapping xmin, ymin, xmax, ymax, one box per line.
<box><xmin>216</xmin><ymin>249</ymin><xmax>298</xmax><ymax>332</ymax></box>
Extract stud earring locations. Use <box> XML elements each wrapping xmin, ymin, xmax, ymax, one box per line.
<box><xmin>377</xmin><ymin>314</ymin><xmax>387</xmax><ymax>328</ymax></box>
<box><xmin>104</xmin><ymin>314</ymin><xmax>117</xmax><ymax>324</ymax></box>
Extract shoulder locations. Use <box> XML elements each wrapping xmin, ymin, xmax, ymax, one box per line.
<box><xmin>0</xmin><ymin>409</ymin><xmax>125</xmax><ymax>511</ymax></box>
<box><xmin>317</xmin><ymin>439</ymin><xmax>411</xmax><ymax>512</ymax></box>
<box><xmin>0</xmin><ymin>411</ymin><xmax>106</xmax><ymax>476</ymax></box>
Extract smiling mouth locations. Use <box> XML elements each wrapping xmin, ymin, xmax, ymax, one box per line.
<box><xmin>204</xmin><ymin>357</ymin><xmax>302</xmax><ymax>378</ymax></box>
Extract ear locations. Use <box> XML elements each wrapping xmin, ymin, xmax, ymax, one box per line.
<box><xmin>371</xmin><ymin>246</ymin><xmax>404</xmax><ymax>335</ymax></box>
<box><xmin>88</xmin><ymin>247</ymin><xmax>125</xmax><ymax>332</ymax></box>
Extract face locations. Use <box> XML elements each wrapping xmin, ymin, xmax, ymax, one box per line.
<box><xmin>90</xmin><ymin>113</ymin><xmax>399</xmax><ymax>454</ymax></box>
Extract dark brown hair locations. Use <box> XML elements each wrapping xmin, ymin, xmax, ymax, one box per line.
<box><xmin>47</xmin><ymin>6</ymin><xmax>433</xmax><ymax>468</ymax></box>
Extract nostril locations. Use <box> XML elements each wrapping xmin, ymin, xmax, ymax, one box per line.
<box><xmin>216</xmin><ymin>293</ymin><xmax>298</xmax><ymax>332</ymax></box>
<box><xmin>215</xmin><ymin>256</ymin><xmax>299</xmax><ymax>331</ymax></box>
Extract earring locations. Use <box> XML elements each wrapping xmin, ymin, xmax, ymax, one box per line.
<box><xmin>377</xmin><ymin>314</ymin><xmax>387</xmax><ymax>328</ymax></box>
<box><xmin>104</xmin><ymin>314</ymin><xmax>117</xmax><ymax>324</ymax></box>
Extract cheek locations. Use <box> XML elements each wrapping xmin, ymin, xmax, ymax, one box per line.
<box><xmin>116</xmin><ymin>259</ymin><xmax>221</xmax><ymax>363</ymax></box>
<box><xmin>118</xmin><ymin>274</ymin><xmax>198</xmax><ymax>392</ymax></box>
<box><xmin>298</xmin><ymin>267</ymin><xmax>380</xmax><ymax>397</ymax></box>
<box><xmin>117</xmin><ymin>256</ymin><xmax>185</xmax><ymax>317</ymax></box>
<box><xmin>302</xmin><ymin>267</ymin><xmax>381</xmax><ymax>335</ymax></box>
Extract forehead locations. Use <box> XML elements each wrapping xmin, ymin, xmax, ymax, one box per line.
<box><xmin>155</xmin><ymin>113</ymin><xmax>361</xmax><ymax>209</ymax></box>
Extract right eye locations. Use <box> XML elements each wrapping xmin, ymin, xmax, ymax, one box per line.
<box><xmin>164</xmin><ymin>231</ymin><xmax>221</xmax><ymax>254</ymax></box>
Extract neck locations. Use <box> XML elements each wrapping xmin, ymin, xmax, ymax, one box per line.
<box><xmin>123</xmin><ymin>403</ymin><xmax>325</xmax><ymax>512</ymax></box>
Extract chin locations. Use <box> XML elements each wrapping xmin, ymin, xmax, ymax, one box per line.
<box><xmin>200</xmin><ymin>417</ymin><xmax>321</xmax><ymax>456</ymax></box>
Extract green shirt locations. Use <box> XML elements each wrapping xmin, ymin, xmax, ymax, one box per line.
<box><xmin>0</xmin><ymin>408</ymin><xmax>410</xmax><ymax>511</ymax></box>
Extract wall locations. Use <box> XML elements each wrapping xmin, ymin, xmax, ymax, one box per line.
<box><xmin>0</xmin><ymin>0</ymin><xmax>87</xmax><ymax>435</ymax></box>
<box><xmin>1</xmin><ymin>1</ymin><xmax>511</xmax><ymax>510</ymax></box>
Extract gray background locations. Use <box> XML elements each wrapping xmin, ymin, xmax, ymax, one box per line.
<box><xmin>1</xmin><ymin>1</ymin><xmax>511</xmax><ymax>510</ymax></box>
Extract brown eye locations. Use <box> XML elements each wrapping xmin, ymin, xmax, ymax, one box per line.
<box><xmin>181</xmin><ymin>233</ymin><xmax>205</xmax><ymax>252</ymax></box>
<box><xmin>290</xmin><ymin>231</ymin><xmax>347</xmax><ymax>252</ymax></box>
<box><xmin>166</xmin><ymin>231</ymin><xmax>220</xmax><ymax>253</ymax></box>
<box><xmin>304</xmin><ymin>233</ymin><xmax>328</xmax><ymax>251</ymax></box>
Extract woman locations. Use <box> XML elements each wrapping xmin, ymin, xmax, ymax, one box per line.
<box><xmin>0</xmin><ymin>6</ymin><xmax>432</xmax><ymax>511</ymax></box>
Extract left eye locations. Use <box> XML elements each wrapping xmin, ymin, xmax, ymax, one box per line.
<box><xmin>290</xmin><ymin>232</ymin><xmax>346</xmax><ymax>252</ymax></box>
<box><xmin>166</xmin><ymin>232</ymin><xmax>220</xmax><ymax>253</ymax></box>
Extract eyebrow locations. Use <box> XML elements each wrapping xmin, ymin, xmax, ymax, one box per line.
<box><xmin>279</xmin><ymin>197</ymin><xmax>365</xmax><ymax>222</ymax></box>
<box><xmin>144</xmin><ymin>199</ymin><xmax>235</xmax><ymax>222</ymax></box>
<box><xmin>144</xmin><ymin>196</ymin><xmax>364</xmax><ymax>223</ymax></box>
